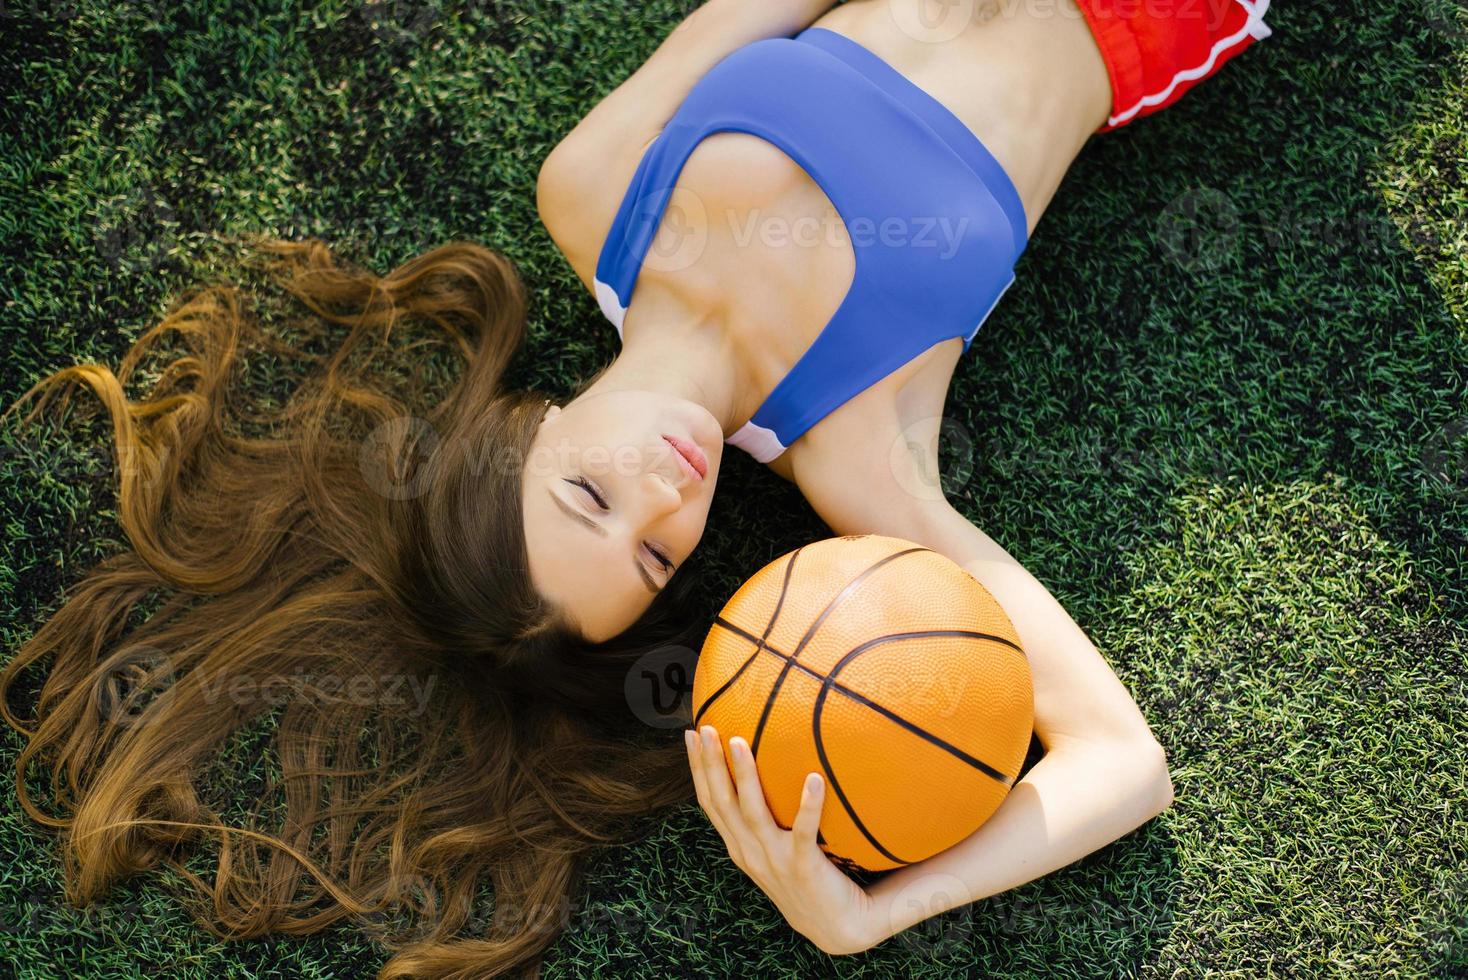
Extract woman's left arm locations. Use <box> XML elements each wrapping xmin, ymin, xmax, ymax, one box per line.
<box><xmin>786</xmin><ymin>429</ymin><xmax>1176</xmax><ymax>951</ymax></box>
<box><xmin>863</xmin><ymin>737</ymin><xmax>1172</xmax><ymax>946</ymax></box>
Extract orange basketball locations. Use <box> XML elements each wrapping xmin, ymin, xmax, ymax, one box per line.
<box><xmin>691</xmin><ymin>534</ymin><xmax>1033</xmax><ymax>873</ymax></box>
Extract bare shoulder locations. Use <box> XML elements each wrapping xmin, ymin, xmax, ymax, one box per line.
<box><xmin>537</xmin><ymin>1</ymin><xmax>839</xmax><ymax>290</ymax></box>
<box><xmin>782</xmin><ymin>387</ymin><xmax>953</xmax><ymax>541</ymax></box>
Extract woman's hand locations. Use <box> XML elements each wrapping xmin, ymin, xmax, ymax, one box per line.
<box><xmin>685</xmin><ymin>724</ymin><xmax>883</xmax><ymax>956</ymax></box>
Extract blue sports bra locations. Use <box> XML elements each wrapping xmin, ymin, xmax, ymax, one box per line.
<box><xmin>594</xmin><ymin>26</ymin><xmax>1028</xmax><ymax>463</ymax></box>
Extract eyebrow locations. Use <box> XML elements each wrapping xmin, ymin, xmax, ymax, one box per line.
<box><xmin>547</xmin><ymin>488</ymin><xmax>661</xmax><ymax>593</ymax></box>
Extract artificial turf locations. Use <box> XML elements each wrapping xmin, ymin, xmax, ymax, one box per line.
<box><xmin>1</xmin><ymin>0</ymin><xmax>1465</xmax><ymax>976</ymax></box>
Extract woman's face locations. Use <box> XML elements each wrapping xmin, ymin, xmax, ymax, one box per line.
<box><xmin>521</xmin><ymin>388</ymin><xmax>723</xmax><ymax>642</ymax></box>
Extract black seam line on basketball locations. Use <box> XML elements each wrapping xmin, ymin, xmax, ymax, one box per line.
<box><xmin>810</xmin><ymin>671</ymin><xmax>912</xmax><ymax>867</ymax></box>
<box><xmin>709</xmin><ymin>615</ymin><xmax>1021</xmax><ymax>786</ymax></box>
<box><xmin>712</xmin><ymin>614</ymin><xmax>1024</xmax><ymax>681</ymax></box>
<box><xmin>748</xmin><ymin>547</ymin><xmax>931</xmax><ymax>759</ymax></box>
<box><xmin>712</xmin><ymin>608</ymin><xmax>1023</xmax><ymax>661</ymax></box>
<box><xmin>826</xmin><ymin>631</ymin><xmax>1017</xmax><ymax>786</ymax></box>
<box><xmin>691</xmin><ymin>546</ymin><xmax>805</xmax><ymax>732</ymax></box>
<box><xmin>810</xmin><ymin>628</ymin><xmax>1021</xmax><ymax>869</ymax></box>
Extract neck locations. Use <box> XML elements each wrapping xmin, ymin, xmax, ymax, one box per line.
<box><xmin>589</xmin><ymin>297</ymin><xmax>760</xmax><ymax>440</ymax></box>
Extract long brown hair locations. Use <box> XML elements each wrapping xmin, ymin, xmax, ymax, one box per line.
<box><xmin>0</xmin><ymin>236</ymin><xmax>707</xmax><ymax>978</ymax></box>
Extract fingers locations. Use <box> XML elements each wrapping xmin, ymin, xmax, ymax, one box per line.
<box><xmin>685</xmin><ymin>726</ymin><xmax>712</xmax><ymax>807</ymax></box>
<box><xmin>791</xmin><ymin>771</ymin><xmax>824</xmax><ymax>852</ymax></box>
<box><xmin>697</xmin><ymin>726</ymin><xmax>739</xmax><ymax>819</ymax></box>
<box><xmin>688</xmin><ymin>726</ymin><xmax>831</xmax><ymax>881</ymax></box>
<box><xmin>687</xmin><ymin>726</ymin><xmax>755</xmax><ymax>867</ymax></box>
<box><xmin>727</xmin><ymin>736</ymin><xmax>778</xmax><ymax>841</ymax></box>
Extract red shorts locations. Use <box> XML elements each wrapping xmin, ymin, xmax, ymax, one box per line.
<box><xmin>1072</xmin><ymin>0</ymin><xmax>1273</xmax><ymax>131</ymax></box>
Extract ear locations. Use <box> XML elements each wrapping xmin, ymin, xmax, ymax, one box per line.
<box><xmin>542</xmin><ymin>404</ymin><xmax>562</xmax><ymax>422</ymax></box>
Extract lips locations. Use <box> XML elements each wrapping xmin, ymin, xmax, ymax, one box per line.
<box><xmin>662</xmin><ymin>434</ymin><xmax>707</xmax><ymax>480</ymax></box>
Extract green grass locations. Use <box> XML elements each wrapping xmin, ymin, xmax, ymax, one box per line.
<box><xmin>2</xmin><ymin>0</ymin><xmax>1465</xmax><ymax>976</ymax></box>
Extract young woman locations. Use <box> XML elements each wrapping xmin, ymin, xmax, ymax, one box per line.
<box><xmin>528</xmin><ymin>0</ymin><xmax>1269</xmax><ymax>957</ymax></box>
<box><xmin>2</xmin><ymin>0</ymin><xmax>1269</xmax><ymax>976</ymax></box>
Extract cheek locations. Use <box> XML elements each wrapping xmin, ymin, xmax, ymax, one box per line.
<box><xmin>567</xmin><ymin>429</ymin><xmax>631</xmax><ymax>480</ymax></box>
<box><xmin>686</xmin><ymin>498</ymin><xmax>716</xmax><ymax>539</ymax></box>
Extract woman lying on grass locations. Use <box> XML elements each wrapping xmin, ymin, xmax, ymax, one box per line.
<box><xmin>3</xmin><ymin>0</ymin><xmax>1269</xmax><ymax>975</ymax></box>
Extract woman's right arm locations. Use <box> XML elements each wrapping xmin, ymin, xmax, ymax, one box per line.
<box><xmin>536</xmin><ymin>0</ymin><xmax>838</xmax><ymax>287</ymax></box>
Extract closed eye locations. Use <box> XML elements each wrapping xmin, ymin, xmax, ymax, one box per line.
<box><xmin>568</xmin><ymin>475</ymin><xmax>607</xmax><ymax>509</ymax></box>
<box><xmin>647</xmin><ymin>544</ymin><xmax>674</xmax><ymax>573</ymax></box>
<box><xmin>559</xmin><ymin>476</ymin><xmax>674</xmax><ymax>586</ymax></box>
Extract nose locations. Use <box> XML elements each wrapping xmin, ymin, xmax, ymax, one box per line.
<box><xmin>640</xmin><ymin>461</ymin><xmax>685</xmax><ymax>519</ymax></box>
<box><xmin>641</xmin><ymin>466</ymin><xmax>683</xmax><ymax>514</ymax></box>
